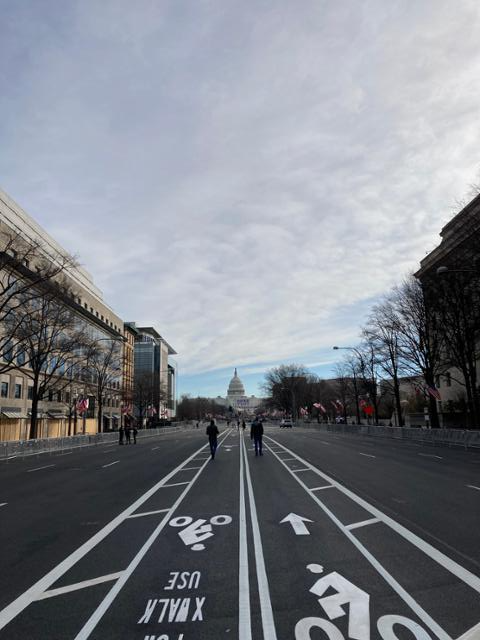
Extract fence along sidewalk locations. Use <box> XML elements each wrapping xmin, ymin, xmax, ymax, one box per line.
<box><xmin>298</xmin><ymin>422</ymin><xmax>480</xmax><ymax>450</ymax></box>
<box><xmin>0</xmin><ymin>424</ymin><xmax>192</xmax><ymax>461</ymax></box>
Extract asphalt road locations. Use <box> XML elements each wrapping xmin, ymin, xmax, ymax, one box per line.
<box><xmin>0</xmin><ymin>424</ymin><xmax>479</xmax><ymax>639</ymax></box>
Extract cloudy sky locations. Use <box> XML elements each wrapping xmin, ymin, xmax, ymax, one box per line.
<box><xmin>1</xmin><ymin>0</ymin><xmax>479</xmax><ymax>397</ymax></box>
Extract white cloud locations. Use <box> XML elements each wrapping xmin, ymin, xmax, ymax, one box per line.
<box><xmin>1</xmin><ymin>0</ymin><xmax>480</xmax><ymax>386</ymax></box>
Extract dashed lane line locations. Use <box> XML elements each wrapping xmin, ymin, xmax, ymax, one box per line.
<box><xmin>0</xmin><ymin>503</ymin><xmax>7</xmax><ymax>508</ymax></box>
<box><xmin>467</xmin><ymin>485</ymin><xmax>480</xmax><ymax>492</ymax></box>
<box><xmin>26</xmin><ymin>464</ymin><xmax>55</xmax><ymax>473</ymax></box>
<box><xmin>418</xmin><ymin>453</ymin><xmax>443</xmax><ymax>459</ymax></box>
<box><xmin>359</xmin><ymin>452</ymin><xmax>376</xmax><ymax>458</ymax></box>
<box><xmin>151</xmin><ymin>446</ymin><xmax>160</xmax><ymax>451</ymax></box>
<box><xmin>265</xmin><ymin>438</ymin><xmax>451</xmax><ymax>640</ymax></box>
<box><xmin>242</xmin><ymin>436</ymin><xmax>278</xmax><ymax>640</ymax></box>
<box><xmin>162</xmin><ymin>481</ymin><xmax>189</xmax><ymax>488</ymax></box>
<box><xmin>73</xmin><ymin>430</ymin><xmax>232</xmax><ymax>640</ymax></box>
<box><xmin>310</xmin><ymin>485</ymin><xmax>334</xmax><ymax>491</ymax></box>
<box><xmin>102</xmin><ymin>461</ymin><xmax>119</xmax><ymax>469</ymax></box>
<box><xmin>0</xmin><ymin>434</ymin><xmax>228</xmax><ymax>632</ymax></box>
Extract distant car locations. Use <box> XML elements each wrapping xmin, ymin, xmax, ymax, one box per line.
<box><xmin>280</xmin><ymin>418</ymin><xmax>293</xmax><ymax>428</ymax></box>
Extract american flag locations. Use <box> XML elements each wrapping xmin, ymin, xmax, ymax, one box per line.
<box><xmin>426</xmin><ymin>386</ymin><xmax>441</xmax><ymax>401</ymax></box>
<box><xmin>76</xmin><ymin>397</ymin><xmax>89</xmax><ymax>414</ymax></box>
<box><xmin>313</xmin><ymin>402</ymin><xmax>326</xmax><ymax>413</ymax></box>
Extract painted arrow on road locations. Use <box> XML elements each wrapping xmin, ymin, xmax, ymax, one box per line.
<box><xmin>280</xmin><ymin>513</ymin><xmax>313</xmax><ymax>535</ymax></box>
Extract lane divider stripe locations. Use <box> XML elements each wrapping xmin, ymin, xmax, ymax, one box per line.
<box><xmin>127</xmin><ymin>509</ymin><xmax>170</xmax><ymax>519</ymax></box>
<box><xmin>345</xmin><ymin>517</ymin><xmax>380</xmax><ymax>531</ymax></box>
<box><xmin>35</xmin><ymin>573</ymin><xmax>123</xmax><ymax>601</ymax></box>
<box><xmin>238</xmin><ymin>433</ymin><xmax>252</xmax><ymax>640</ymax></box>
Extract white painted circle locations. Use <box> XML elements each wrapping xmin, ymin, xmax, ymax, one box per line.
<box><xmin>191</xmin><ymin>543</ymin><xmax>205</xmax><ymax>551</ymax></box>
<box><xmin>306</xmin><ymin>564</ymin><xmax>324</xmax><ymax>574</ymax></box>
<box><xmin>210</xmin><ymin>515</ymin><xmax>233</xmax><ymax>526</ymax></box>
<box><xmin>169</xmin><ymin>516</ymin><xmax>193</xmax><ymax>527</ymax></box>
<box><xmin>295</xmin><ymin>617</ymin><xmax>344</xmax><ymax>640</ymax></box>
<box><xmin>377</xmin><ymin>615</ymin><xmax>432</xmax><ymax>640</ymax></box>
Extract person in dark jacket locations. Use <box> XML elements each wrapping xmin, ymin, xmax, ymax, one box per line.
<box><xmin>119</xmin><ymin>425</ymin><xmax>125</xmax><ymax>445</ymax></box>
<box><xmin>251</xmin><ymin>418</ymin><xmax>264</xmax><ymax>456</ymax></box>
<box><xmin>206</xmin><ymin>419</ymin><xmax>219</xmax><ymax>460</ymax></box>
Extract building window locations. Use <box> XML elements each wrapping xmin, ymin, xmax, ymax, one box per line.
<box><xmin>14</xmin><ymin>383</ymin><xmax>22</xmax><ymax>399</ymax></box>
<box><xmin>56</xmin><ymin>391</ymin><xmax>62</xmax><ymax>402</ymax></box>
<box><xmin>65</xmin><ymin>391</ymin><xmax>70</xmax><ymax>404</ymax></box>
<box><xmin>1</xmin><ymin>382</ymin><xmax>9</xmax><ymax>398</ymax></box>
<box><xmin>101</xmin><ymin>315</ymin><xmax>104</xmax><ymax>321</ymax></box>
<box><xmin>17</xmin><ymin>350</ymin><xmax>26</xmax><ymax>366</ymax></box>
<box><xmin>48</xmin><ymin>390</ymin><xmax>53</xmax><ymax>402</ymax></box>
<box><xmin>446</xmin><ymin>372</ymin><xmax>452</xmax><ymax>387</ymax></box>
<box><xmin>27</xmin><ymin>386</ymin><xmax>33</xmax><ymax>400</ymax></box>
<box><xmin>96</xmin><ymin>311</ymin><xmax>99</xmax><ymax>317</ymax></box>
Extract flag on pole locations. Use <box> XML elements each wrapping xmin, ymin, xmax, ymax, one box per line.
<box><xmin>426</xmin><ymin>385</ymin><xmax>441</xmax><ymax>401</ymax></box>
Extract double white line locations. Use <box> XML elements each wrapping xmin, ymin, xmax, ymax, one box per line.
<box><xmin>238</xmin><ymin>433</ymin><xmax>277</xmax><ymax>639</ymax></box>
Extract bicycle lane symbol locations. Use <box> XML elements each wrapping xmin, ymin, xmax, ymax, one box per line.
<box><xmin>169</xmin><ymin>515</ymin><xmax>232</xmax><ymax>551</ymax></box>
<box><xmin>295</xmin><ymin>563</ymin><xmax>435</xmax><ymax>640</ymax></box>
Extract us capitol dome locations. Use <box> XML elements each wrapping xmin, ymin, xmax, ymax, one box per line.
<box><xmin>212</xmin><ymin>368</ymin><xmax>263</xmax><ymax>414</ymax></box>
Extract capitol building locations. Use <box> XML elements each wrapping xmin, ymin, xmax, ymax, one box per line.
<box><xmin>214</xmin><ymin>369</ymin><xmax>264</xmax><ymax>414</ymax></box>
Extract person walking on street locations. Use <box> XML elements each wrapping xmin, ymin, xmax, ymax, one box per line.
<box><xmin>251</xmin><ymin>417</ymin><xmax>264</xmax><ymax>456</ymax></box>
<box><xmin>206</xmin><ymin>419</ymin><xmax>219</xmax><ymax>460</ymax></box>
<box><xmin>119</xmin><ymin>424</ymin><xmax>125</xmax><ymax>445</ymax></box>
<box><xmin>242</xmin><ymin>419</ymin><xmax>246</xmax><ymax>431</ymax></box>
<box><xmin>125</xmin><ymin>420</ymin><xmax>131</xmax><ymax>444</ymax></box>
<box><xmin>132</xmin><ymin>421</ymin><xmax>138</xmax><ymax>444</ymax></box>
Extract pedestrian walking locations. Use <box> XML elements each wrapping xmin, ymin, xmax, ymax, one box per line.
<box><xmin>125</xmin><ymin>421</ymin><xmax>131</xmax><ymax>444</ymax></box>
<box><xmin>206</xmin><ymin>419</ymin><xmax>219</xmax><ymax>460</ymax></box>
<box><xmin>251</xmin><ymin>417</ymin><xmax>264</xmax><ymax>456</ymax></box>
<box><xmin>119</xmin><ymin>425</ymin><xmax>125</xmax><ymax>445</ymax></box>
<box><xmin>132</xmin><ymin>422</ymin><xmax>138</xmax><ymax>444</ymax></box>
<box><xmin>242</xmin><ymin>420</ymin><xmax>246</xmax><ymax>430</ymax></box>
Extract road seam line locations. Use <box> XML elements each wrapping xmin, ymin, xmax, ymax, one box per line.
<box><xmin>242</xmin><ymin>437</ymin><xmax>278</xmax><ymax>640</ymax></box>
<box><xmin>102</xmin><ymin>461</ymin><xmax>119</xmax><ymax>468</ymax></box>
<box><xmin>238</xmin><ymin>434</ymin><xmax>252</xmax><ymax>639</ymax></box>
<box><xmin>162</xmin><ymin>481</ymin><xmax>189</xmax><ymax>488</ymax></box>
<box><xmin>73</xmin><ymin>430</ymin><xmax>232</xmax><ymax>640</ymax></box>
<box><xmin>345</xmin><ymin>517</ymin><xmax>381</xmax><ymax>531</ymax></box>
<box><xmin>264</xmin><ymin>438</ymin><xmax>451</xmax><ymax>640</ymax></box>
<box><xmin>35</xmin><ymin>572</ymin><xmax>123</xmax><ymax>601</ymax></box>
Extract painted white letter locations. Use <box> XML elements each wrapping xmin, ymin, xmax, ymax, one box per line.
<box><xmin>377</xmin><ymin>615</ymin><xmax>432</xmax><ymax>640</ymax></box>
<box><xmin>164</xmin><ymin>572</ymin><xmax>179</xmax><ymax>590</ymax></box>
<box><xmin>192</xmin><ymin>596</ymin><xmax>206</xmax><ymax>621</ymax></box>
<box><xmin>295</xmin><ymin>617</ymin><xmax>345</xmax><ymax>640</ymax></box>
<box><xmin>137</xmin><ymin>599</ymin><xmax>158</xmax><ymax>624</ymax></box>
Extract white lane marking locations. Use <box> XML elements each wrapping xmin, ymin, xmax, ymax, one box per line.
<box><xmin>127</xmin><ymin>509</ymin><xmax>170</xmax><ymax>519</ymax></box>
<box><xmin>458</xmin><ymin>620</ymin><xmax>480</xmax><ymax>640</ymax></box>
<box><xmin>359</xmin><ymin>452</ymin><xmax>376</xmax><ymax>458</ymax></box>
<box><xmin>280</xmin><ymin>513</ymin><xmax>313</xmax><ymax>535</ymax></box>
<box><xmin>73</xmin><ymin>430</ymin><xmax>231</xmax><ymax>640</ymax></box>
<box><xmin>320</xmin><ymin>441</ymin><xmax>330</xmax><ymax>446</ymax></box>
<box><xmin>0</xmin><ymin>503</ymin><xmax>7</xmax><ymax>508</ymax></box>
<box><xmin>26</xmin><ymin>464</ymin><xmax>55</xmax><ymax>473</ymax></box>
<box><xmin>163</xmin><ymin>481</ymin><xmax>189</xmax><ymax>488</ymax></box>
<box><xmin>418</xmin><ymin>453</ymin><xmax>443</xmax><ymax>460</ymax></box>
<box><xmin>265</xmin><ymin>439</ymin><xmax>451</xmax><ymax>640</ymax></box>
<box><xmin>35</xmin><ymin>572</ymin><xmax>123</xmax><ymax>601</ymax></box>
<box><xmin>310</xmin><ymin>485</ymin><xmax>334</xmax><ymax>491</ymax></box>
<box><xmin>102</xmin><ymin>461</ymin><xmax>119</xmax><ymax>469</ymax></box>
<box><xmin>242</xmin><ymin>437</ymin><xmax>278</xmax><ymax>640</ymax></box>
<box><xmin>0</xmin><ymin>438</ymin><xmax>216</xmax><ymax>631</ymax></box>
<box><xmin>265</xmin><ymin>436</ymin><xmax>480</xmax><ymax>596</ymax></box>
<box><xmin>291</xmin><ymin>468</ymin><xmax>309</xmax><ymax>473</ymax></box>
<box><xmin>57</xmin><ymin>451</ymin><xmax>73</xmax><ymax>456</ymax></box>
<box><xmin>238</xmin><ymin>431</ymin><xmax>252</xmax><ymax>640</ymax></box>
<box><xmin>182</xmin><ymin>466</ymin><xmax>202</xmax><ymax>471</ymax></box>
<box><xmin>346</xmin><ymin>517</ymin><xmax>380</xmax><ymax>531</ymax></box>
<box><xmin>281</xmin><ymin>457</ymin><xmax>298</xmax><ymax>461</ymax></box>
<box><xmin>151</xmin><ymin>446</ymin><xmax>160</xmax><ymax>451</ymax></box>
<box><xmin>467</xmin><ymin>485</ymin><xmax>480</xmax><ymax>491</ymax></box>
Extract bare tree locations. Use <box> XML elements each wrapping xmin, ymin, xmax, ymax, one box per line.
<box><xmin>86</xmin><ymin>338</ymin><xmax>124</xmax><ymax>433</ymax></box>
<box><xmin>0</xmin><ymin>230</ymin><xmax>79</xmax><ymax>375</ymax></box>
<box><xmin>262</xmin><ymin>364</ymin><xmax>311</xmax><ymax>420</ymax></box>
<box><xmin>5</xmin><ymin>282</ymin><xmax>89</xmax><ymax>439</ymax></box>
<box><xmin>391</xmin><ymin>276</ymin><xmax>445</xmax><ymax>428</ymax></box>
<box><xmin>363</xmin><ymin>300</ymin><xmax>406</xmax><ymax>427</ymax></box>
